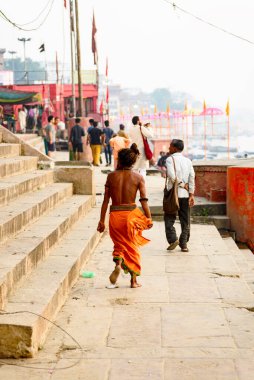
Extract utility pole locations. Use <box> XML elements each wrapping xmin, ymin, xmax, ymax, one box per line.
<box><xmin>74</xmin><ymin>0</ymin><xmax>84</xmax><ymax>117</ymax></box>
<box><xmin>69</xmin><ymin>0</ymin><xmax>76</xmax><ymax>116</ymax></box>
<box><xmin>18</xmin><ymin>38</ymin><xmax>31</xmax><ymax>84</ymax></box>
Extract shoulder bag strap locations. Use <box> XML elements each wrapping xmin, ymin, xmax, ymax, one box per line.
<box><xmin>171</xmin><ymin>156</ymin><xmax>177</xmax><ymax>176</ymax></box>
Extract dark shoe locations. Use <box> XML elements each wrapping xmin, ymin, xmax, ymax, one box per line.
<box><xmin>167</xmin><ymin>240</ymin><xmax>179</xmax><ymax>251</ymax></box>
<box><xmin>180</xmin><ymin>245</ymin><xmax>189</xmax><ymax>252</ymax></box>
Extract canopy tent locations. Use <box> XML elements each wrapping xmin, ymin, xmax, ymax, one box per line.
<box><xmin>0</xmin><ymin>87</ymin><xmax>42</xmax><ymax>105</ymax></box>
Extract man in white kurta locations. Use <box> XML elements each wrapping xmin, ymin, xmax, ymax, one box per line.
<box><xmin>129</xmin><ymin>116</ymin><xmax>153</xmax><ymax>179</ymax></box>
<box><xmin>18</xmin><ymin>108</ymin><xmax>27</xmax><ymax>133</ymax></box>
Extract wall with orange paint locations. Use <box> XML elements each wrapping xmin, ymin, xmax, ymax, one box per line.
<box><xmin>227</xmin><ymin>166</ymin><xmax>254</xmax><ymax>243</ymax></box>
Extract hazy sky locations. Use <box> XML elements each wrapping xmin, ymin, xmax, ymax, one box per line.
<box><xmin>1</xmin><ymin>0</ymin><xmax>254</xmax><ymax>113</ymax></box>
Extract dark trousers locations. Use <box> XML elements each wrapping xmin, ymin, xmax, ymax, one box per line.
<box><xmin>164</xmin><ymin>197</ymin><xmax>190</xmax><ymax>247</ymax></box>
<box><xmin>104</xmin><ymin>144</ymin><xmax>112</xmax><ymax>164</ymax></box>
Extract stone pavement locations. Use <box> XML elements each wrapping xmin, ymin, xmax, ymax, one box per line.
<box><xmin>1</xmin><ymin>219</ymin><xmax>254</xmax><ymax>379</ymax></box>
<box><xmin>1</xmin><ymin>165</ymin><xmax>254</xmax><ymax>379</ymax></box>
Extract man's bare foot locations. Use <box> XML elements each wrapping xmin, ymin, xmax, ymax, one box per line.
<box><xmin>131</xmin><ymin>282</ymin><xmax>142</xmax><ymax>288</ymax></box>
<box><xmin>109</xmin><ymin>265</ymin><xmax>121</xmax><ymax>284</ymax></box>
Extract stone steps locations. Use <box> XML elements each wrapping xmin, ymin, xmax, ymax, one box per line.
<box><xmin>0</xmin><ymin>170</ymin><xmax>54</xmax><ymax>206</ymax></box>
<box><xmin>0</xmin><ymin>206</ymin><xmax>101</xmax><ymax>358</ymax></box>
<box><xmin>18</xmin><ymin>134</ymin><xmax>39</xmax><ymax>142</ymax></box>
<box><xmin>223</xmin><ymin>236</ymin><xmax>254</xmax><ymax>293</ymax></box>
<box><xmin>0</xmin><ymin>143</ymin><xmax>21</xmax><ymax>158</ymax></box>
<box><xmin>19</xmin><ymin>135</ymin><xmax>45</xmax><ymax>153</ymax></box>
<box><xmin>0</xmin><ymin>156</ymin><xmax>38</xmax><ymax>179</ymax></box>
<box><xmin>0</xmin><ymin>183</ymin><xmax>73</xmax><ymax>243</ymax></box>
<box><xmin>0</xmin><ymin>195</ymin><xmax>94</xmax><ymax>310</ymax></box>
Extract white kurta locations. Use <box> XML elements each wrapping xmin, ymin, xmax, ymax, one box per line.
<box><xmin>129</xmin><ymin>125</ymin><xmax>153</xmax><ymax>169</ymax></box>
<box><xmin>18</xmin><ymin>111</ymin><xmax>27</xmax><ymax>131</ymax></box>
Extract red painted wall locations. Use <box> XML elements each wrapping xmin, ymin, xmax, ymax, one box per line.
<box><xmin>152</xmin><ymin>139</ymin><xmax>171</xmax><ymax>160</ymax></box>
<box><xmin>227</xmin><ymin>166</ymin><xmax>254</xmax><ymax>243</ymax></box>
<box><xmin>194</xmin><ymin>166</ymin><xmax>227</xmax><ymax>200</ymax></box>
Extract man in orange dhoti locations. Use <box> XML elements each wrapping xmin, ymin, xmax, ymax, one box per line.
<box><xmin>97</xmin><ymin>144</ymin><xmax>153</xmax><ymax>288</ymax></box>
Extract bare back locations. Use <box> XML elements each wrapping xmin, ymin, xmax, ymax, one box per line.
<box><xmin>105</xmin><ymin>169</ymin><xmax>145</xmax><ymax>205</ymax></box>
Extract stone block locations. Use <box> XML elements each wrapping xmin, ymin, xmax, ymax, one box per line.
<box><xmin>0</xmin><ymin>156</ymin><xmax>38</xmax><ymax>179</ymax></box>
<box><xmin>164</xmin><ymin>358</ymin><xmax>238</xmax><ymax>380</ymax></box>
<box><xmin>54</xmin><ymin>166</ymin><xmax>95</xmax><ymax>196</ymax></box>
<box><xmin>0</xmin><ymin>143</ymin><xmax>21</xmax><ymax>158</ymax></box>
<box><xmin>212</xmin><ymin>215</ymin><xmax>231</xmax><ymax>230</ymax></box>
<box><xmin>210</xmin><ymin>188</ymin><xmax>227</xmax><ymax>202</ymax></box>
<box><xmin>0</xmin><ymin>170</ymin><xmax>54</xmax><ymax>206</ymax></box>
<box><xmin>0</xmin><ymin>183</ymin><xmax>73</xmax><ymax>244</ymax></box>
<box><xmin>0</xmin><ymin>125</ymin><xmax>51</xmax><ymax>162</ymax></box>
<box><xmin>161</xmin><ymin>304</ymin><xmax>235</xmax><ymax>348</ymax></box>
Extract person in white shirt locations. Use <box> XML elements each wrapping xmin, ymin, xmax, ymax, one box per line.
<box><xmin>18</xmin><ymin>107</ymin><xmax>27</xmax><ymax>133</ymax></box>
<box><xmin>165</xmin><ymin>139</ymin><xmax>195</xmax><ymax>252</ymax></box>
<box><xmin>129</xmin><ymin>115</ymin><xmax>153</xmax><ymax>180</ymax></box>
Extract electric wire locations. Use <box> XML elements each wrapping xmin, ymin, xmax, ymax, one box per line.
<box><xmin>162</xmin><ymin>0</ymin><xmax>254</xmax><ymax>46</ymax></box>
<box><xmin>0</xmin><ymin>309</ymin><xmax>83</xmax><ymax>371</ymax></box>
<box><xmin>16</xmin><ymin>0</ymin><xmax>53</xmax><ymax>26</ymax></box>
<box><xmin>0</xmin><ymin>0</ymin><xmax>55</xmax><ymax>32</ymax></box>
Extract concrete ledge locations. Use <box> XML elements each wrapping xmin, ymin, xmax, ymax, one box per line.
<box><xmin>55</xmin><ymin>160</ymin><xmax>92</xmax><ymax>167</ymax></box>
<box><xmin>0</xmin><ymin>126</ymin><xmax>52</xmax><ymax>162</ymax></box>
<box><xmin>149</xmin><ymin>202</ymin><xmax>226</xmax><ymax>217</ymax></box>
<box><xmin>54</xmin><ymin>166</ymin><xmax>95</xmax><ymax>196</ymax></box>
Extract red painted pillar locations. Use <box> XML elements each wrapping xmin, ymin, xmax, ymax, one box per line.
<box><xmin>227</xmin><ymin>166</ymin><xmax>254</xmax><ymax>243</ymax></box>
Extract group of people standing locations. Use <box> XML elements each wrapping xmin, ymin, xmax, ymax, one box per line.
<box><xmin>97</xmin><ymin>115</ymin><xmax>195</xmax><ymax>289</ymax></box>
<box><xmin>85</xmin><ymin>116</ymin><xmax>154</xmax><ymax>177</ymax></box>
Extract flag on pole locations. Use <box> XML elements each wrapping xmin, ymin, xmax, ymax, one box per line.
<box><xmin>39</xmin><ymin>43</ymin><xmax>45</xmax><ymax>53</ymax></box>
<box><xmin>225</xmin><ymin>100</ymin><xmax>230</xmax><ymax>116</ymax></box>
<box><xmin>106</xmin><ymin>86</ymin><xmax>109</xmax><ymax>104</ymax></box>
<box><xmin>92</xmin><ymin>11</ymin><xmax>98</xmax><ymax>65</ymax></box>
<box><xmin>99</xmin><ymin>99</ymin><xmax>104</xmax><ymax>114</ymax></box>
<box><xmin>203</xmin><ymin>100</ymin><xmax>207</xmax><ymax>114</ymax></box>
<box><xmin>105</xmin><ymin>57</ymin><xmax>108</xmax><ymax>77</ymax></box>
<box><xmin>105</xmin><ymin>58</ymin><xmax>109</xmax><ymax>105</ymax></box>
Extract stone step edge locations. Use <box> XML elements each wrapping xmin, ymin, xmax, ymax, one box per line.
<box><xmin>223</xmin><ymin>236</ymin><xmax>254</xmax><ymax>263</ymax></box>
<box><xmin>0</xmin><ymin>183</ymin><xmax>73</xmax><ymax>244</ymax></box>
<box><xmin>0</xmin><ymin>156</ymin><xmax>38</xmax><ymax>179</ymax></box>
<box><xmin>0</xmin><ymin>195</ymin><xmax>95</xmax><ymax>310</ymax></box>
<box><xmin>0</xmin><ymin>207</ymin><xmax>101</xmax><ymax>358</ymax></box>
<box><xmin>0</xmin><ymin>144</ymin><xmax>21</xmax><ymax>158</ymax></box>
<box><xmin>0</xmin><ymin>170</ymin><xmax>54</xmax><ymax>207</ymax></box>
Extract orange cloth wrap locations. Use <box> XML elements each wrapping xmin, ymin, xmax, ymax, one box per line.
<box><xmin>109</xmin><ymin>208</ymin><xmax>151</xmax><ymax>276</ymax></box>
